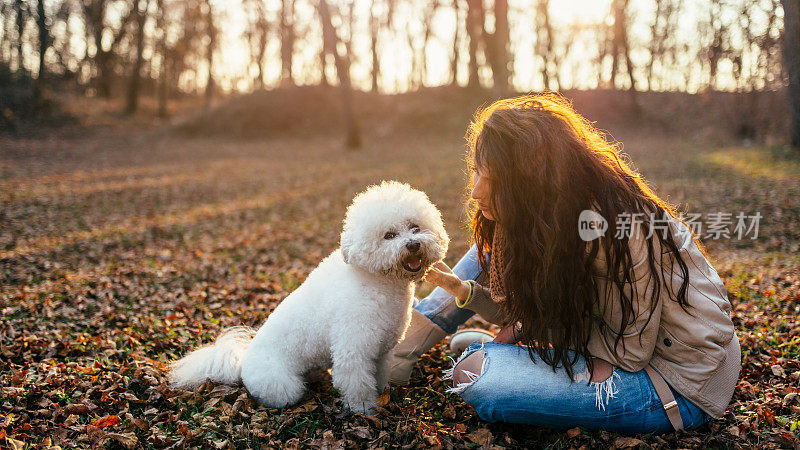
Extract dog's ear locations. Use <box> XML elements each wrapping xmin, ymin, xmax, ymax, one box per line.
<box><xmin>341</xmin><ymin>245</ymin><xmax>351</xmax><ymax>264</ymax></box>
<box><xmin>340</xmin><ymin>232</ymin><xmax>352</xmax><ymax>264</ymax></box>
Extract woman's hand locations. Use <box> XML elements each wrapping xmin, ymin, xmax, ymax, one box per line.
<box><xmin>424</xmin><ymin>261</ymin><xmax>471</xmax><ymax>302</ymax></box>
<box><xmin>493</xmin><ymin>322</ymin><xmax>521</xmax><ymax>344</ymax></box>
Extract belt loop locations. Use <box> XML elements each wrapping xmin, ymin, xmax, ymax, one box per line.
<box><xmin>644</xmin><ymin>365</ymin><xmax>685</xmax><ymax>431</ymax></box>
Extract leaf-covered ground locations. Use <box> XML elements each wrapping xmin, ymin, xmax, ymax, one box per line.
<box><xmin>1</xmin><ymin>119</ymin><xmax>799</xmax><ymax>449</ymax></box>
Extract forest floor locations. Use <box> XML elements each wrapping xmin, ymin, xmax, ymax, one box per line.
<box><xmin>1</xmin><ymin>92</ymin><xmax>799</xmax><ymax>448</ymax></box>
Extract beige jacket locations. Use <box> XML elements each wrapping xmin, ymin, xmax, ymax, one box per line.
<box><xmin>465</xmin><ymin>215</ymin><xmax>740</xmax><ymax>418</ymax></box>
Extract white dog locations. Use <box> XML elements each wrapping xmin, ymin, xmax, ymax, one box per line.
<box><xmin>169</xmin><ymin>181</ymin><xmax>449</xmax><ymax>413</ymax></box>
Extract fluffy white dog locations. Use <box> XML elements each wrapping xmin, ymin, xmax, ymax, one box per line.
<box><xmin>169</xmin><ymin>181</ymin><xmax>449</xmax><ymax>413</ymax></box>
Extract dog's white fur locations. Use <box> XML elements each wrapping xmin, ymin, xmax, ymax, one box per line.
<box><xmin>168</xmin><ymin>181</ymin><xmax>449</xmax><ymax>413</ymax></box>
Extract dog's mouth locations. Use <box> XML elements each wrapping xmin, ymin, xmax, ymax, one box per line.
<box><xmin>402</xmin><ymin>255</ymin><xmax>423</xmax><ymax>272</ymax></box>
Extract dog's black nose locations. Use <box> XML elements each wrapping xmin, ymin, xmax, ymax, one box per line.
<box><xmin>405</xmin><ymin>240</ymin><xmax>421</xmax><ymax>253</ymax></box>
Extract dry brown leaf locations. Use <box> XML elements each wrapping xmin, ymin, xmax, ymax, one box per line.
<box><xmin>376</xmin><ymin>388</ymin><xmax>390</xmax><ymax>407</ymax></box>
<box><xmin>5</xmin><ymin>438</ymin><xmax>25</xmax><ymax>450</ymax></box>
<box><xmin>613</xmin><ymin>436</ymin><xmax>645</xmax><ymax>449</ymax></box>
<box><xmin>106</xmin><ymin>432</ymin><xmax>138</xmax><ymax>449</ymax></box>
<box><xmin>466</xmin><ymin>427</ymin><xmax>493</xmax><ymax>446</ymax></box>
<box><xmin>346</xmin><ymin>426</ymin><xmax>372</xmax><ymax>440</ymax></box>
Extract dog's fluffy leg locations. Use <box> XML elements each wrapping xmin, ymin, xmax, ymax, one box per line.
<box><xmin>169</xmin><ymin>326</ymin><xmax>256</xmax><ymax>389</ymax></box>
<box><xmin>240</xmin><ymin>354</ymin><xmax>306</xmax><ymax>408</ymax></box>
<box><xmin>375</xmin><ymin>352</ymin><xmax>390</xmax><ymax>395</ymax></box>
<box><xmin>331</xmin><ymin>348</ymin><xmax>379</xmax><ymax>414</ymax></box>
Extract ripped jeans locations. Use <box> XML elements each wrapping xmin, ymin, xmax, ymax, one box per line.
<box><xmin>414</xmin><ymin>245</ymin><xmax>710</xmax><ymax>434</ymax></box>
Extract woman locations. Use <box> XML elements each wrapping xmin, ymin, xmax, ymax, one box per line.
<box><xmin>388</xmin><ymin>94</ymin><xmax>740</xmax><ymax>434</ymax></box>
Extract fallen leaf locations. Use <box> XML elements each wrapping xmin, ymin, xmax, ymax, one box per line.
<box><xmin>613</xmin><ymin>436</ymin><xmax>644</xmax><ymax>449</ymax></box>
<box><xmin>466</xmin><ymin>428</ymin><xmax>493</xmax><ymax>446</ymax></box>
<box><xmin>106</xmin><ymin>432</ymin><xmax>138</xmax><ymax>449</ymax></box>
<box><xmin>376</xmin><ymin>389</ymin><xmax>390</xmax><ymax>407</ymax></box>
<box><xmin>90</xmin><ymin>415</ymin><xmax>121</xmax><ymax>429</ymax></box>
<box><xmin>345</xmin><ymin>426</ymin><xmax>372</xmax><ymax>440</ymax></box>
<box><xmin>5</xmin><ymin>438</ymin><xmax>25</xmax><ymax>450</ymax></box>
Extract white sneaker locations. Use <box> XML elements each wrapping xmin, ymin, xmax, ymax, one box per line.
<box><xmin>449</xmin><ymin>328</ymin><xmax>495</xmax><ymax>357</ymax></box>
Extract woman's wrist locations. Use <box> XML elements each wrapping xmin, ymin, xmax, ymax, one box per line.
<box><xmin>454</xmin><ymin>280</ymin><xmax>473</xmax><ymax>307</ymax></box>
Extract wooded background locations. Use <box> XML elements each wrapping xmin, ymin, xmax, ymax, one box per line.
<box><xmin>1</xmin><ymin>0</ymin><xmax>798</xmax><ymax>146</ymax></box>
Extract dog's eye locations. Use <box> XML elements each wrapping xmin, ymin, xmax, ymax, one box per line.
<box><xmin>384</xmin><ymin>232</ymin><xmax>396</xmax><ymax>240</ymax></box>
<box><xmin>409</xmin><ymin>224</ymin><xmax>420</xmax><ymax>233</ymax></box>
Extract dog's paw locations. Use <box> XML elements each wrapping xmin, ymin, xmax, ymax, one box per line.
<box><xmin>345</xmin><ymin>399</ymin><xmax>378</xmax><ymax>415</ymax></box>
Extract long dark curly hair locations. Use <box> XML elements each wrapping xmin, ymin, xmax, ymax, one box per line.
<box><xmin>467</xmin><ymin>93</ymin><xmax>700</xmax><ymax>379</ymax></box>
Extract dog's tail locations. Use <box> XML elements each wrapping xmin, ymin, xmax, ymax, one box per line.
<box><xmin>168</xmin><ymin>326</ymin><xmax>256</xmax><ymax>389</ymax></box>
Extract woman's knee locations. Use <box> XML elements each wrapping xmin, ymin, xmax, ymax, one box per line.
<box><xmin>452</xmin><ymin>350</ymin><xmax>485</xmax><ymax>386</ymax></box>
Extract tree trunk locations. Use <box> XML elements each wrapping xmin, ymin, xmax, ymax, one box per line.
<box><xmin>535</xmin><ymin>0</ymin><xmax>553</xmax><ymax>91</ymax></box>
<box><xmin>1</xmin><ymin>5</ymin><xmax>10</xmax><ymax>67</ymax></box>
<box><xmin>706</xmin><ymin>0</ymin><xmax>724</xmax><ymax>90</ymax></box>
<box><xmin>280</xmin><ymin>0</ymin><xmax>295</xmax><ymax>86</ymax></box>
<box><xmin>407</xmin><ymin>30</ymin><xmax>420</xmax><ymax>89</ymax></box>
<box><xmin>420</xmin><ymin>0</ymin><xmax>441</xmax><ymax>88</ymax></box>
<box><xmin>486</xmin><ymin>0</ymin><xmax>510</xmax><ymax>93</ymax></box>
<box><xmin>369</xmin><ymin>0</ymin><xmax>380</xmax><ymax>92</ymax></box>
<box><xmin>14</xmin><ymin>0</ymin><xmax>25</xmax><ymax>72</ymax></box>
<box><xmin>465</xmin><ymin>0</ymin><xmax>483</xmax><ymax>89</ymax></box>
<box><xmin>612</xmin><ymin>0</ymin><xmax>637</xmax><ymax>92</ymax></box>
<box><xmin>36</xmin><ymin>0</ymin><xmax>49</xmax><ymax>83</ymax></box>
<box><xmin>646</xmin><ymin>0</ymin><xmax>663</xmax><ymax>90</ymax></box>
<box><xmin>782</xmin><ymin>0</ymin><xmax>800</xmax><ymax>148</ymax></box>
<box><xmin>318</xmin><ymin>0</ymin><xmax>361</xmax><ymax>149</ymax></box>
<box><xmin>83</xmin><ymin>0</ymin><xmax>123</xmax><ymax>99</ymax></box>
<box><xmin>203</xmin><ymin>0</ymin><xmax>215</xmax><ymax>109</ymax></box>
<box><xmin>157</xmin><ymin>55</ymin><xmax>169</xmax><ymax>119</ymax></box>
<box><xmin>125</xmin><ymin>0</ymin><xmax>149</xmax><ymax>114</ymax></box>
<box><xmin>319</xmin><ymin>49</ymin><xmax>329</xmax><ymax>86</ymax></box>
<box><xmin>155</xmin><ymin>0</ymin><xmax>168</xmax><ymax>118</ymax></box>
<box><xmin>257</xmin><ymin>25</ymin><xmax>267</xmax><ymax>89</ymax></box>
<box><xmin>450</xmin><ymin>0</ymin><xmax>461</xmax><ymax>86</ymax></box>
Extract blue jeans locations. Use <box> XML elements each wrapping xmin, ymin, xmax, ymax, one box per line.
<box><xmin>414</xmin><ymin>245</ymin><xmax>710</xmax><ymax>434</ymax></box>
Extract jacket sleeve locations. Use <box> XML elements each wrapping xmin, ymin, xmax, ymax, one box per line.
<box><xmin>586</xmin><ymin>227</ymin><xmax>665</xmax><ymax>372</ymax></box>
<box><xmin>460</xmin><ymin>282</ymin><xmax>508</xmax><ymax>325</ymax></box>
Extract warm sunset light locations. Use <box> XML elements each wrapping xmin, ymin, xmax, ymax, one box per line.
<box><xmin>1</xmin><ymin>0</ymin><xmax>798</xmax><ymax>446</ymax></box>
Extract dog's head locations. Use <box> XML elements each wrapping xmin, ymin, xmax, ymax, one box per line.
<box><xmin>340</xmin><ymin>181</ymin><xmax>449</xmax><ymax>281</ymax></box>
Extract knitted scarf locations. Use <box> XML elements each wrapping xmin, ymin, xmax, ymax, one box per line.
<box><xmin>489</xmin><ymin>225</ymin><xmax>509</xmax><ymax>305</ymax></box>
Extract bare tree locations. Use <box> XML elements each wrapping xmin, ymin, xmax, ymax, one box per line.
<box><xmin>318</xmin><ymin>0</ymin><xmax>361</xmax><ymax>148</ymax></box>
<box><xmin>82</xmin><ymin>0</ymin><xmax>136</xmax><ymax>98</ymax></box>
<box><xmin>700</xmin><ymin>0</ymin><xmax>729</xmax><ymax>89</ymax></box>
<box><xmin>14</xmin><ymin>0</ymin><xmax>26</xmax><ymax>72</ymax></box>
<box><xmin>485</xmin><ymin>0</ymin><xmax>510</xmax><ymax>93</ymax></box>
<box><xmin>419</xmin><ymin>0</ymin><xmax>441</xmax><ymax>88</ymax></box>
<box><xmin>155</xmin><ymin>0</ymin><xmax>168</xmax><ymax>118</ymax></box>
<box><xmin>280</xmin><ymin>0</ymin><xmax>295</xmax><ymax>86</ymax></box>
<box><xmin>465</xmin><ymin>0</ymin><xmax>484</xmax><ymax>89</ymax></box>
<box><xmin>783</xmin><ymin>0</ymin><xmax>800</xmax><ymax>148</ymax></box>
<box><xmin>449</xmin><ymin>0</ymin><xmax>461</xmax><ymax>86</ymax></box>
<box><xmin>646</xmin><ymin>0</ymin><xmax>680</xmax><ymax>90</ymax></box>
<box><xmin>202</xmin><ymin>0</ymin><xmax>215</xmax><ymax>108</ymax></box>
<box><xmin>534</xmin><ymin>0</ymin><xmax>556</xmax><ymax>91</ymax></box>
<box><xmin>35</xmin><ymin>0</ymin><xmax>50</xmax><ymax>86</ymax></box>
<box><xmin>1</xmin><ymin>2</ymin><xmax>11</xmax><ymax>67</ymax></box>
<box><xmin>243</xmin><ymin>0</ymin><xmax>268</xmax><ymax>89</ymax></box>
<box><xmin>125</xmin><ymin>0</ymin><xmax>150</xmax><ymax>114</ymax></box>
<box><xmin>51</xmin><ymin>1</ymin><xmax>78</xmax><ymax>81</ymax></box>
<box><xmin>369</xmin><ymin>0</ymin><xmax>381</xmax><ymax>92</ymax></box>
<box><xmin>609</xmin><ymin>0</ymin><xmax>637</xmax><ymax>92</ymax></box>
